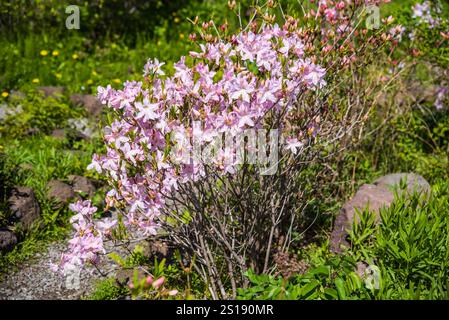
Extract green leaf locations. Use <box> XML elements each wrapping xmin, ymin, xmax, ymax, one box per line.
<box><xmin>335</xmin><ymin>278</ymin><xmax>347</xmax><ymax>300</ymax></box>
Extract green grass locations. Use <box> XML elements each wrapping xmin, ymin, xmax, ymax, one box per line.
<box><xmin>87</xmin><ymin>278</ymin><xmax>129</xmax><ymax>300</ymax></box>
<box><xmin>0</xmin><ymin>134</ymin><xmax>101</xmax><ymax>274</ymax></box>
<box><xmin>0</xmin><ymin>33</ymin><xmax>193</xmax><ymax>94</ymax></box>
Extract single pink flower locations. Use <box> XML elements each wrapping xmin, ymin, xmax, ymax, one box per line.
<box><xmin>145</xmin><ymin>276</ymin><xmax>153</xmax><ymax>285</ymax></box>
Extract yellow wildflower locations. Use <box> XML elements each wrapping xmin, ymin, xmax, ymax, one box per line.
<box><xmin>113</xmin><ymin>79</ymin><xmax>121</xmax><ymax>84</ymax></box>
<box><xmin>87</xmin><ymin>79</ymin><xmax>93</xmax><ymax>85</ymax></box>
<box><xmin>2</xmin><ymin>92</ymin><xmax>9</xmax><ymax>98</ymax></box>
<box><xmin>179</xmin><ymin>33</ymin><xmax>185</xmax><ymax>40</ymax></box>
<box><xmin>40</xmin><ymin>50</ymin><xmax>48</xmax><ymax>56</ymax></box>
<box><xmin>72</xmin><ymin>53</ymin><xmax>79</xmax><ymax>60</ymax></box>
<box><xmin>55</xmin><ymin>73</ymin><xmax>62</xmax><ymax>79</ymax></box>
<box><xmin>32</xmin><ymin>78</ymin><xmax>40</xmax><ymax>84</ymax></box>
<box><xmin>174</xmin><ymin>17</ymin><xmax>180</xmax><ymax>24</ymax></box>
<box><xmin>52</xmin><ymin>50</ymin><xmax>59</xmax><ymax>57</ymax></box>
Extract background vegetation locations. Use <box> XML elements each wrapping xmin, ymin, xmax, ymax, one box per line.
<box><xmin>1</xmin><ymin>0</ymin><xmax>448</xmax><ymax>299</ymax></box>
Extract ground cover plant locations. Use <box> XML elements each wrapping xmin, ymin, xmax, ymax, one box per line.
<box><xmin>0</xmin><ymin>0</ymin><xmax>449</xmax><ymax>301</ymax></box>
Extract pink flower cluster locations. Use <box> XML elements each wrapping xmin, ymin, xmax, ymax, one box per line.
<box><xmin>308</xmin><ymin>0</ymin><xmax>391</xmax><ymax>24</ymax></box>
<box><xmin>55</xmin><ymin>22</ymin><xmax>328</xmax><ymax>271</ymax></box>
<box><xmin>52</xmin><ymin>200</ymin><xmax>116</xmax><ymax>272</ymax></box>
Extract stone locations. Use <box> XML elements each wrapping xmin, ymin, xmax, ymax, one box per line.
<box><xmin>51</xmin><ymin>128</ymin><xmax>66</xmax><ymax>139</ymax></box>
<box><xmin>115</xmin><ymin>268</ymin><xmax>147</xmax><ymax>287</ymax></box>
<box><xmin>344</xmin><ymin>184</ymin><xmax>395</xmax><ymax>224</ymax></box>
<box><xmin>8</xmin><ymin>187</ymin><xmax>41</xmax><ymax>231</ymax></box>
<box><xmin>24</xmin><ymin>127</ymin><xmax>40</xmax><ymax>136</ymax></box>
<box><xmin>330</xmin><ymin>184</ymin><xmax>394</xmax><ymax>253</ymax></box>
<box><xmin>67</xmin><ymin>118</ymin><xmax>95</xmax><ymax>140</ymax></box>
<box><xmin>9</xmin><ymin>90</ymin><xmax>26</xmax><ymax>100</ymax></box>
<box><xmin>68</xmin><ymin>175</ymin><xmax>96</xmax><ymax>197</ymax></box>
<box><xmin>330</xmin><ymin>173</ymin><xmax>431</xmax><ymax>253</ymax></box>
<box><xmin>373</xmin><ymin>173</ymin><xmax>430</xmax><ymax>197</ymax></box>
<box><xmin>0</xmin><ymin>229</ymin><xmax>18</xmax><ymax>253</ymax></box>
<box><xmin>37</xmin><ymin>86</ymin><xmax>66</xmax><ymax>98</ymax></box>
<box><xmin>355</xmin><ymin>261</ymin><xmax>369</xmax><ymax>278</ymax></box>
<box><xmin>410</xmin><ymin>84</ymin><xmax>439</xmax><ymax>104</ymax></box>
<box><xmin>46</xmin><ymin>180</ymin><xmax>76</xmax><ymax>208</ymax></box>
<box><xmin>330</xmin><ymin>184</ymin><xmax>394</xmax><ymax>252</ymax></box>
<box><xmin>70</xmin><ymin>94</ymin><xmax>103</xmax><ymax>117</ymax></box>
<box><xmin>329</xmin><ymin>210</ymin><xmax>352</xmax><ymax>254</ymax></box>
<box><xmin>140</xmin><ymin>240</ymin><xmax>170</xmax><ymax>260</ymax></box>
<box><xmin>19</xmin><ymin>163</ymin><xmax>33</xmax><ymax>171</ymax></box>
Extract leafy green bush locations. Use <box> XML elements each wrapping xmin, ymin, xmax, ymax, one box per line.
<box><xmin>237</xmin><ymin>255</ymin><xmax>373</xmax><ymax>300</ymax></box>
<box><xmin>350</xmin><ymin>183</ymin><xmax>449</xmax><ymax>299</ymax></box>
<box><xmin>0</xmin><ymin>91</ymin><xmax>83</xmax><ymax>138</ymax></box>
<box><xmin>239</xmin><ymin>182</ymin><xmax>449</xmax><ymax>300</ymax></box>
<box><xmin>107</xmin><ymin>246</ymin><xmax>206</xmax><ymax>300</ymax></box>
<box><xmin>370</xmin><ymin>107</ymin><xmax>449</xmax><ymax>184</ymax></box>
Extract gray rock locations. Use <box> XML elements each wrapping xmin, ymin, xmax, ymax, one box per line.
<box><xmin>9</xmin><ymin>90</ymin><xmax>26</xmax><ymax>100</ymax></box>
<box><xmin>8</xmin><ymin>187</ymin><xmax>41</xmax><ymax>231</ymax></box>
<box><xmin>51</xmin><ymin>129</ymin><xmax>66</xmax><ymax>140</ymax></box>
<box><xmin>70</xmin><ymin>94</ymin><xmax>103</xmax><ymax>117</ymax></box>
<box><xmin>0</xmin><ymin>241</ymin><xmax>112</xmax><ymax>299</ymax></box>
<box><xmin>330</xmin><ymin>184</ymin><xmax>394</xmax><ymax>253</ymax></box>
<box><xmin>344</xmin><ymin>184</ymin><xmax>395</xmax><ymax>224</ymax></box>
<box><xmin>115</xmin><ymin>268</ymin><xmax>147</xmax><ymax>287</ymax></box>
<box><xmin>46</xmin><ymin>180</ymin><xmax>76</xmax><ymax>208</ymax></box>
<box><xmin>24</xmin><ymin>127</ymin><xmax>40</xmax><ymax>136</ymax></box>
<box><xmin>19</xmin><ymin>163</ymin><xmax>33</xmax><ymax>171</ymax></box>
<box><xmin>0</xmin><ymin>230</ymin><xmax>18</xmax><ymax>253</ymax></box>
<box><xmin>68</xmin><ymin>175</ymin><xmax>96</xmax><ymax>197</ymax></box>
<box><xmin>330</xmin><ymin>173</ymin><xmax>431</xmax><ymax>253</ymax></box>
<box><xmin>373</xmin><ymin>173</ymin><xmax>430</xmax><ymax>197</ymax></box>
<box><xmin>355</xmin><ymin>261</ymin><xmax>369</xmax><ymax>279</ymax></box>
<box><xmin>139</xmin><ymin>240</ymin><xmax>169</xmax><ymax>259</ymax></box>
<box><xmin>37</xmin><ymin>86</ymin><xmax>66</xmax><ymax>98</ymax></box>
<box><xmin>67</xmin><ymin>118</ymin><xmax>95</xmax><ymax>139</ymax></box>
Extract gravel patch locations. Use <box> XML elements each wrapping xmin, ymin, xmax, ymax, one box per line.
<box><xmin>0</xmin><ymin>240</ymin><xmax>125</xmax><ymax>300</ymax></box>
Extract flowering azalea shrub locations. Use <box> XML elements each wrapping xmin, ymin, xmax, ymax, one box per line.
<box><xmin>53</xmin><ymin>0</ymin><xmax>397</xmax><ymax>298</ymax></box>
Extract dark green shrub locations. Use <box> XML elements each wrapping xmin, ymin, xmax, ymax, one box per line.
<box><xmin>0</xmin><ymin>91</ymin><xmax>82</xmax><ymax>138</ymax></box>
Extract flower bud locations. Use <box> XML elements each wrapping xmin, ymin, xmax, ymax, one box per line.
<box><xmin>152</xmin><ymin>276</ymin><xmax>165</xmax><ymax>289</ymax></box>
<box><xmin>189</xmin><ymin>33</ymin><xmax>197</xmax><ymax>42</ymax></box>
<box><xmin>145</xmin><ymin>275</ymin><xmax>153</xmax><ymax>285</ymax></box>
<box><xmin>168</xmin><ymin>290</ymin><xmax>178</xmax><ymax>296</ymax></box>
